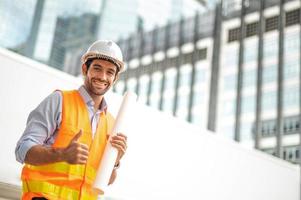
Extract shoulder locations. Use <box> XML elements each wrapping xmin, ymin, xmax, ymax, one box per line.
<box><xmin>35</xmin><ymin>91</ymin><xmax>63</xmax><ymax>112</ymax></box>
<box><xmin>42</xmin><ymin>90</ymin><xmax>62</xmax><ymax>105</ymax></box>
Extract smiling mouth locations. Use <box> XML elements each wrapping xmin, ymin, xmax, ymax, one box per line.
<box><xmin>93</xmin><ymin>80</ymin><xmax>108</xmax><ymax>87</ymax></box>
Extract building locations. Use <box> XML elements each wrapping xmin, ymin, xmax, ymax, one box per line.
<box><xmin>27</xmin><ymin>0</ymin><xmax>102</xmax><ymax>63</ymax></box>
<box><xmin>48</xmin><ymin>13</ymin><xmax>98</xmax><ymax>75</ymax></box>
<box><xmin>0</xmin><ymin>0</ymin><xmax>36</xmax><ymax>48</ymax></box>
<box><xmin>0</xmin><ymin>46</ymin><xmax>299</xmax><ymax>199</ymax></box>
<box><xmin>0</xmin><ymin>0</ymin><xmax>205</xmax><ymax>68</ymax></box>
<box><xmin>114</xmin><ymin>0</ymin><xmax>301</xmax><ymax>164</ymax></box>
<box><xmin>98</xmin><ymin>0</ymin><xmax>206</xmax><ymax>40</ymax></box>
<box><xmin>47</xmin><ymin>0</ymin><xmax>206</xmax><ymax>75</ymax></box>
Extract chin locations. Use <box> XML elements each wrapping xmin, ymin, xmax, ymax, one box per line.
<box><xmin>93</xmin><ymin>89</ymin><xmax>108</xmax><ymax>96</ymax></box>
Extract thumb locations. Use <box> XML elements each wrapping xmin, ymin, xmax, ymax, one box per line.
<box><xmin>70</xmin><ymin>129</ymin><xmax>82</xmax><ymax>143</ymax></box>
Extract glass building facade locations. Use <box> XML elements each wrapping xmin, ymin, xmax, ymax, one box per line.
<box><xmin>115</xmin><ymin>0</ymin><xmax>301</xmax><ymax>164</ymax></box>
<box><xmin>0</xmin><ymin>0</ymin><xmax>36</xmax><ymax>48</ymax></box>
<box><xmin>0</xmin><ymin>0</ymin><xmax>205</xmax><ymax>75</ymax></box>
<box><xmin>1</xmin><ymin>0</ymin><xmax>300</xmax><ymax>164</ymax></box>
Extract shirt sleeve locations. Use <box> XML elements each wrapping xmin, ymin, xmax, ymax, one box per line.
<box><xmin>15</xmin><ymin>91</ymin><xmax>62</xmax><ymax>164</ymax></box>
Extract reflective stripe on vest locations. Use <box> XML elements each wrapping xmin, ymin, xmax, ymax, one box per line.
<box><xmin>23</xmin><ymin>180</ymin><xmax>97</xmax><ymax>200</ymax></box>
<box><xmin>21</xmin><ymin>90</ymin><xmax>114</xmax><ymax>199</ymax></box>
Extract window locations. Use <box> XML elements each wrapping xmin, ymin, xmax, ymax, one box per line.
<box><xmin>149</xmin><ymin>71</ymin><xmax>163</xmax><ymax>109</ymax></box>
<box><xmin>179</xmin><ymin>65</ymin><xmax>192</xmax><ymax>87</ymax></box>
<box><xmin>257</xmin><ymin>115</ymin><xmax>301</xmax><ymax>138</ymax></box>
<box><xmin>223</xmin><ymin>75</ymin><xmax>237</xmax><ymax>90</ymax></box>
<box><xmin>192</xmin><ymin>88</ymin><xmax>205</xmax><ymax>108</ymax></box>
<box><xmin>183</xmin><ymin>17</ymin><xmax>195</xmax><ymax>43</ymax></box>
<box><xmin>143</xmin><ymin>31</ymin><xmax>154</xmax><ymax>55</ymax></box>
<box><xmin>194</xmin><ymin>65</ymin><xmax>206</xmax><ymax>84</ymax></box>
<box><xmin>223</xmin><ymin>100</ymin><xmax>235</xmax><ymax>116</ymax></box>
<box><xmin>260</xmin><ymin>120</ymin><xmax>275</xmax><ymax>137</ymax></box>
<box><xmin>243</xmin><ymin>69</ymin><xmax>256</xmax><ymax>88</ymax></box>
<box><xmin>246</xmin><ymin>22</ymin><xmax>258</xmax><ymax>37</ymax></box>
<box><xmin>177</xmin><ymin>65</ymin><xmax>192</xmax><ymax>113</ymax></box>
<box><xmin>284</xmin><ymin>60</ymin><xmax>299</xmax><ymax>80</ymax></box>
<box><xmin>283</xmin><ymin>87</ymin><xmax>299</xmax><ymax>109</ymax></box>
<box><xmin>191</xmin><ymin>109</ymin><xmax>202</xmax><ymax>125</ymax></box>
<box><xmin>244</xmin><ymin>39</ymin><xmax>258</xmax><ymax>62</ymax></box>
<box><xmin>285</xmin><ymin>9</ymin><xmax>300</xmax><ymax>26</ymax></box>
<box><xmin>228</xmin><ymin>27</ymin><xmax>240</xmax><ymax>42</ymax></box>
<box><xmin>261</xmin><ymin>91</ymin><xmax>276</xmax><ymax>111</ymax></box>
<box><xmin>240</xmin><ymin>122</ymin><xmax>253</xmax><ymax>141</ymax></box>
<box><xmin>197</xmin><ymin>11</ymin><xmax>214</xmax><ymax>39</ymax></box>
<box><xmin>244</xmin><ymin>48</ymin><xmax>257</xmax><ymax>62</ymax></box>
<box><xmin>114</xmin><ymin>81</ymin><xmax>125</xmax><ymax>95</ymax></box>
<box><xmin>241</xmin><ymin>95</ymin><xmax>255</xmax><ymax>114</ymax></box>
<box><xmin>197</xmin><ymin>48</ymin><xmax>207</xmax><ymax>60</ymax></box>
<box><xmin>283</xmin><ymin>146</ymin><xmax>300</xmax><ymax>163</ymax></box>
<box><xmin>183</xmin><ymin>53</ymin><xmax>193</xmax><ymax>65</ymax></box>
<box><xmin>138</xmin><ymin>75</ymin><xmax>150</xmax><ymax>104</ymax></box>
<box><xmin>155</xmin><ymin>27</ymin><xmax>166</xmax><ymax>51</ymax></box>
<box><xmin>126</xmin><ymin>78</ymin><xmax>137</xmax><ymax>93</ymax></box>
<box><xmin>117</xmin><ymin>39</ymin><xmax>129</xmax><ymax>61</ymax></box>
<box><xmin>162</xmin><ymin>68</ymin><xmax>177</xmax><ymax>113</ymax></box>
<box><xmin>263</xmin><ymin>64</ymin><xmax>277</xmax><ymax>83</ymax></box>
<box><xmin>283</xmin><ymin>116</ymin><xmax>299</xmax><ymax>134</ymax></box>
<box><xmin>168</xmin><ymin>22</ymin><xmax>180</xmax><ymax>47</ymax></box>
<box><xmin>264</xmin><ymin>37</ymin><xmax>278</xmax><ymax>58</ymax></box>
<box><xmin>129</xmin><ymin>36</ymin><xmax>141</xmax><ymax>58</ymax></box>
<box><xmin>261</xmin><ymin>148</ymin><xmax>276</xmax><ymax>156</ymax></box>
<box><xmin>222</xmin><ymin>125</ymin><xmax>235</xmax><ymax>140</ymax></box>
<box><xmin>265</xmin><ymin>16</ymin><xmax>278</xmax><ymax>32</ymax></box>
<box><xmin>284</xmin><ymin>32</ymin><xmax>300</xmax><ymax>54</ymax></box>
<box><xmin>223</xmin><ymin>47</ymin><xmax>238</xmax><ymax>67</ymax></box>
<box><xmin>164</xmin><ymin>68</ymin><xmax>177</xmax><ymax>90</ymax></box>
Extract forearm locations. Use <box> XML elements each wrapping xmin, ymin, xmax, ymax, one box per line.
<box><xmin>24</xmin><ymin>145</ymin><xmax>64</xmax><ymax>165</ymax></box>
<box><xmin>108</xmin><ymin>169</ymin><xmax>117</xmax><ymax>185</ymax></box>
<box><xmin>108</xmin><ymin>160</ymin><xmax>120</xmax><ymax>185</ymax></box>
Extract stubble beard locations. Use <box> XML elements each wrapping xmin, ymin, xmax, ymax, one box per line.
<box><xmin>86</xmin><ymin>78</ymin><xmax>110</xmax><ymax>97</ymax></box>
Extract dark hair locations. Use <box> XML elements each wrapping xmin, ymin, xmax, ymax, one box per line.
<box><xmin>85</xmin><ymin>58</ymin><xmax>94</xmax><ymax>70</ymax></box>
<box><xmin>84</xmin><ymin>58</ymin><xmax>120</xmax><ymax>74</ymax></box>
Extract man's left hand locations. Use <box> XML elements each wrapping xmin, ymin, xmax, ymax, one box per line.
<box><xmin>110</xmin><ymin>133</ymin><xmax>127</xmax><ymax>166</ymax></box>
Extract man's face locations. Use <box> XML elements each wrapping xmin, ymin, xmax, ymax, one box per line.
<box><xmin>82</xmin><ymin>59</ymin><xmax>118</xmax><ymax>97</ymax></box>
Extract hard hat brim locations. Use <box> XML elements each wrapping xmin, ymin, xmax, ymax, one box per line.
<box><xmin>81</xmin><ymin>53</ymin><xmax>124</xmax><ymax>72</ymax></box>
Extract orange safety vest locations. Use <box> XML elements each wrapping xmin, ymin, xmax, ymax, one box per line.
<box><xmin>21</xmin><ymin>90</ymin><xmax>114</xmax><ymax>200</ymax></box>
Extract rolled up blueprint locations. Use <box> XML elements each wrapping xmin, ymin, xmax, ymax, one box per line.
<box><xmin>93</xmin><ymin>91</ymin><xmax>137</xmax><ymax>194</ymax></box>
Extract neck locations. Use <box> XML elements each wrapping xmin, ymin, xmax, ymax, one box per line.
<box><xmin>83</xmin><ymin>86</ymin><xmax>104</xmax><ymax>112</ymax></box>
<box><xmin>91</xmin><ymin>95</ymin><xmax>103</xmax><ymax>112</ymax></box>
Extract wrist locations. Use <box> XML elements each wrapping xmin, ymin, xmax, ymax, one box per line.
<box><xmin>114</xmin><ymin>161</ymin><xmax>120</xmax><ymax>170</ymax></box>
<box><xmin>52</xmin><ymin>148</ymin><xmax>65</xmax><ymax>162</ymax></box>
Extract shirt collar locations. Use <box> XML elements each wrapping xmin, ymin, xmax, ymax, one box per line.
<box><xmin>78</xmin><ymin>85</ymin><xmax>107</xmax><ymax>113</ymax></box>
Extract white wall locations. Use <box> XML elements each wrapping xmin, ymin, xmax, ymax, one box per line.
<box><xmin>0</xmin><ymin>48</ymin><xmax>81</xmax><ymax>187</ymax></box>
<box><xmin>0</xmin><ymin>48</ymin><xmax>299</xmax><ymax>200</ymax></box>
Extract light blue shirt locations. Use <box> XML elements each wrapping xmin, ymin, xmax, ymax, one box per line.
<box><xmin>15</xmin><ymin>85</ymin><xmax>107</xmax><ymax>164</ymax></box>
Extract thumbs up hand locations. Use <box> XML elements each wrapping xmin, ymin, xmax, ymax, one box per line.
<box><xmin>62</xmin><ymin>130</ymin><xmax>89</xmax><ymax>164</ymax></box>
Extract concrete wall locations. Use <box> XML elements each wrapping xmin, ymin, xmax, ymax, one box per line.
<box><xmin>0</xmin><ymin>48</ymin><xmax>299</xmax><ymax>199</ymax></box>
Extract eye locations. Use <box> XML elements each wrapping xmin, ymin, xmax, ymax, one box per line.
<box><xmin>95</xmin><ymin>66</ymin><xmax>101</xmax><ymax>70</ymax></box>
<box><xmin>107</xmin><ymin>70</ymin><xmax>115</xmax><ymax>76</ymax></box>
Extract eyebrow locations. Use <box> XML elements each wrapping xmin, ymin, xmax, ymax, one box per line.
<box><xmin>93</xmin><ymin>64</ymin><xmax>116</xmax><ymax>72</ymax></box>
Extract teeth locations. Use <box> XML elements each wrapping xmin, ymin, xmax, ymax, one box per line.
<box><xmin>94</xmin><ymin>80</ymin><xmax>107</xmax><ymax>86</ymax></box>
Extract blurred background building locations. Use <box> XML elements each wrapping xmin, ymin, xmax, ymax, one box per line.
<box><xmin>0</xmin><ymin>0</ymin><xmax>300</xmax><ymax>165</ymax></box>
<box><xmin>115</xmin><ymin>0</ymin><xmax>301</xmax><ymax>164</ymax></box>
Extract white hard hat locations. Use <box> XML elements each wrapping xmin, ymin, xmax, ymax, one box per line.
<box><xmin>81</xmin><ymin>40</ymin><xmax>125</xmax><ymax>72</ymax></box>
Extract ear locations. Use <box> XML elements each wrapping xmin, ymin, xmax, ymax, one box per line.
<box><xmin>82</xmin><ymin>63</ymin><xmax>87</xmax><ymax>76</ymax></box>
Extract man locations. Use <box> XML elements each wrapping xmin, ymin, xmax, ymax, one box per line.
<box><xmin>15</xmin><ymin>40</ymin><xmax>127</xmax><ymax>199</ymax></box>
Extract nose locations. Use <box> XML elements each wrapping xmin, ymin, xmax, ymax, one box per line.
<box><xmin>97</xmin><ymin>70</ymin><xmax>107</xmax><ymax>81</ymax></box>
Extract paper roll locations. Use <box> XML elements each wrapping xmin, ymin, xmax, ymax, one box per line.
<box><xmin>93</xmin><ymin>91</ymin><xmax>137</xmax><ymax>194</ymax></box>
